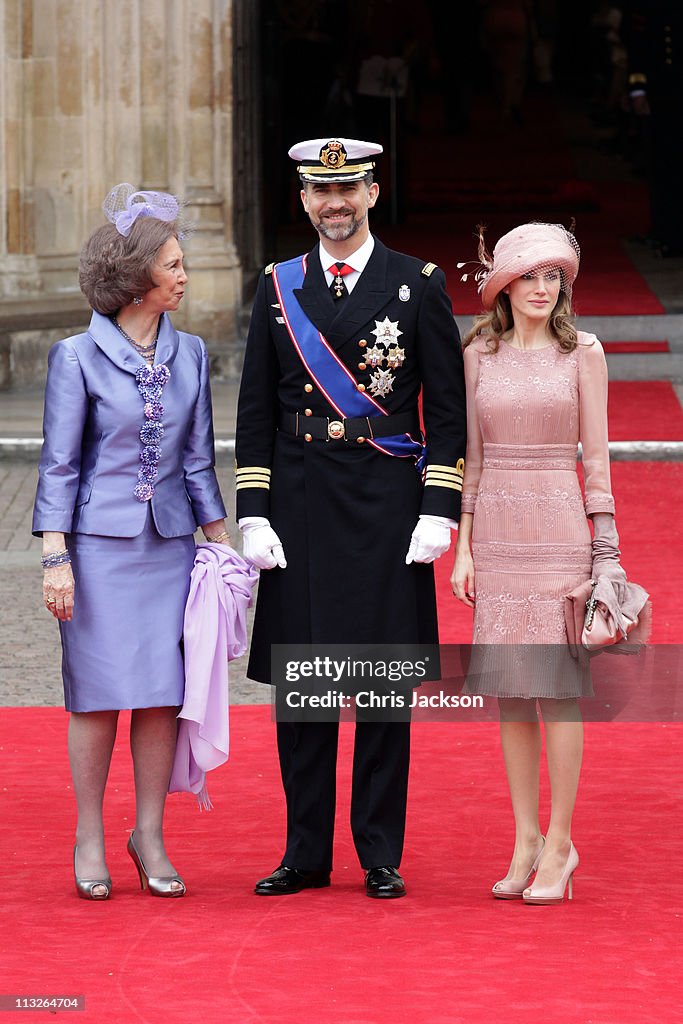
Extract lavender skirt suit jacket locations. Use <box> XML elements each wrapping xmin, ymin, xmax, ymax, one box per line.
<box><xmin>33</xmin><ymin>311</ymin><xmax>227</xmax><ymax>712</ymax></box>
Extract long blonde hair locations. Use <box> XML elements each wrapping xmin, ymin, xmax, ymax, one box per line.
<box><xmin>462</xmin><ymin>291</ymin><xmax>578</xmax><ymax>353</ymax></box>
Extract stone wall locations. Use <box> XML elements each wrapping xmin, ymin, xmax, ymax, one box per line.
<box><xmin>0</xmin><ymin>0</ymin><xmax>244</xmax><ymax>387</ymax></box>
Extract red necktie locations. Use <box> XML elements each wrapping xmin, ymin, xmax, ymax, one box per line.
<box><xmin>329</xmin><ymin>262</ymin><xmax>353</xmax><ymax>300</ymax></box>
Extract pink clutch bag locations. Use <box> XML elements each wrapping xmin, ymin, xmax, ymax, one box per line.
<box><xmin>564</xmin><ymin>578</ymin><xmax>651</xmax><ymax>655</ymax></box>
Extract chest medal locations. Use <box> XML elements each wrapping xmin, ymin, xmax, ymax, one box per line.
<box><xmin>368</xmin><ymin>368</ymin><xmax>395</xmax><ymax>398</ymax></box>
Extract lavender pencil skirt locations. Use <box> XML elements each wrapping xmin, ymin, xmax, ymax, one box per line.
<box><xmin>59</xmin><ymin>510</ymin><xmax>195</xmax><ymax>712</ymax></box>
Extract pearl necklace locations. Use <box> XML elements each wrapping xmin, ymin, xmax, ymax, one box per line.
<box><xmin>111</xmin><ymin>315</ymin><xmax>161</xmax><ymax>363</ymax></box>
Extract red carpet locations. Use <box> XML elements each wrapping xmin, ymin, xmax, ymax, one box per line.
<box><xmin>608</xmin><ymin>382</ymin><xmax>683</xmax><ymax>441</ymax></box>
<box><xmin>436</xmin><ymin>462</ymin><xmax>683</xmax><ymax>644</ymax></box>
<box><xmin>1</xmin><ymin>706</ymin><xmax>682</xmax><ymax>1024</ymax></box>
<box><xmin>602</xmin><ymin>342</ymin><xmax>669</xmax><ymax>353</ymax></box>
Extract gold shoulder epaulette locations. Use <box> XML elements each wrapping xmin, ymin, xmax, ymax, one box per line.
<box><xmin>421</xmin><ymin>262</ymin><xmax>438</xmax><ymax>277</ymax></box>
<box><xmin>265</xmin><ymin>262</ymin><xmax>275</xmax><ymax>276</ymax></box>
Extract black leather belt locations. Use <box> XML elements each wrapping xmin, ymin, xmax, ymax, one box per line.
<box><xmin>279</xmin><ymin>410</ymin><xmax>420</xmax><ymax>443</ymax></box>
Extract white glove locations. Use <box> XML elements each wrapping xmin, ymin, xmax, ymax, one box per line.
<box><xmin>238</xmin><ymin>517</ymin><xmax>287</xmax><ymax>569</ymax></box>
<box><xmin>405</xmin><ymin>515</ymin><xmax>453</xmax><ymax>565</ymax></box>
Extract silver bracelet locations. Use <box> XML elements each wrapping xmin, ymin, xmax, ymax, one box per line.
<box><xmin>41</xmin><ymin>549</ymin><xmax>71</xmax><ymax>569</ymax></box>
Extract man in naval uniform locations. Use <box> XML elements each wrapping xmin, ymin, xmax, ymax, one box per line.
<box><xmin>235</xmin><ymin>138</ymin><xmax>466</xmax><ymax>898</ymax></box>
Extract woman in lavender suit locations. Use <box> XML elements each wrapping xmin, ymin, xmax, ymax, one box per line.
<box><xmin>33</xmin><ymin>185</ymin><xmax>229</xmax><ymax>900</ymax></box>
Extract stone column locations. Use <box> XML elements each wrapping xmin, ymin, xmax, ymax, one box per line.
<box><xmin>1</xmin><ymin>0</ymin><xmax>40</xmax><ymax>298</ymax></box>
<box><xmin>32</xmin><ymin>0</ymin><xmax>100</xmax><ymax>291</ymax></box>
<box><xmin>0</xmin><ymin>0</ymin><xmax>242</xmax><ymax>387</ymax></box>
<box><xmin>166</xmin><ymin>0</ymin><xmax>241</xmax><ymax>372</ymax></box>
<box><xmin>233</xmin><ymin>0</ymin><xmax>263</xmax><ymax>300</ymax></box>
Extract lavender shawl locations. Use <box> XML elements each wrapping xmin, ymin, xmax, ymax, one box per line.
<box><xmin>169</xmin><ymin>543</ymin><xmax>258</xmax><ymax>807</ymax></box>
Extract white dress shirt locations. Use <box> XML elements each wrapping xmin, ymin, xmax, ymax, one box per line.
<box><xmin>319</xmin><ymin>234</ymin><xmax>375</xmax><ymax>294</ymax></box>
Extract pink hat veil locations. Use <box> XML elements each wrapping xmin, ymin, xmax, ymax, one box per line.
<box><xmin>460</xmin><ymin>222</ymin><xmax>580</xmax><ymax>310</ymax></box>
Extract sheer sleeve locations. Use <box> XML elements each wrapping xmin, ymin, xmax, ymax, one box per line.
<box><xmin>578</xmin><ymin>336</ymin><xmax>615</xmax><ymax>516</ymax></box>
<box><xmin>461</xmin><ymin>342</ymin><xmax>483</xmax><ymax>513</ymax></box>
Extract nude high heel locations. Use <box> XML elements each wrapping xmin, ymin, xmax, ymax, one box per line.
<box><xmin>73</xmin><ymin>845</ymin><xmax>111</xmax><ymax>901</ymax></box>
<box><xmin>523</xmin><ymin>842</ymin><xmax>579</xmax><ymax>905</ymax></box>
<box><xmin>491</xmin><ymin>837</ymin><xmax>545</xmax><ymax>899</ymax></box>
<box><xmin>127</xmin><ymin>833</ymin><xmax>186</xmax><ymax>898</ymax></box>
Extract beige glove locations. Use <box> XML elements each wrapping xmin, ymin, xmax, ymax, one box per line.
<box><xmin>591</xmin><ymin>513</ymin><xmax>627</xmax><ymax>602</ymax></box>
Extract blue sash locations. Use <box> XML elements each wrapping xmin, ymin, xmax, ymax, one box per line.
<box><xmin>273</xmin><ymin>255</ymin><xmax>424</xmax><ymax>463</ymax></box>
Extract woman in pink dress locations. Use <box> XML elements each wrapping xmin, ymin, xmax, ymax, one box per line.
<box><xmin>451</xmin><ymin>223</ymin><xmax>627</xmax><ymax>904</ymax></box>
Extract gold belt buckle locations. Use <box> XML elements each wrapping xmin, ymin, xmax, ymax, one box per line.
<box><xmin>327</xmin><ymin>419</ymin><xmax>345</xmax><ymax>440</ymax></box>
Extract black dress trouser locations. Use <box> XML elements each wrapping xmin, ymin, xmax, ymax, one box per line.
<box><xmin>276</xmin><ymin>718</ymin><xmax>411</xmax><ymax>872</ymax></box>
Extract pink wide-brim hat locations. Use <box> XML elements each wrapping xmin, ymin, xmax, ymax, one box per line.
<box><xmin>478</xmin><ymin>222</ymin><xmax>580</xmax><ymax>310</ymax></box>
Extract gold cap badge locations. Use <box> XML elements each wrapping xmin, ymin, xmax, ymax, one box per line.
<box><xmin>319</xmin><ymin>140</ymin><xmax>347</xmax><ymax>169</ymax></box>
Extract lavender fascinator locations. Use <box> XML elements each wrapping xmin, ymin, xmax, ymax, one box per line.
<box><xmin>102</xmin><ymin>182</ymin><xmax>180</xmax><ymax>237</ymax></box>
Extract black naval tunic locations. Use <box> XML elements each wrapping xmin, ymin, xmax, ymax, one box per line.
<box><xmin>236</xmin><ymin>237</ymin><xmax>467</xmax><ymax>682</ymax></box>
<box><xmin>235</xmin><ymin>235</ymin><xmax>466</xmax><ymax>872</ymax></box>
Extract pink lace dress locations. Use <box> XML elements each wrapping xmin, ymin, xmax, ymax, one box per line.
<box><xmin>461</xmin><ymin>332</ymin><xmax>616</xmax><ymax>698</ymax></box>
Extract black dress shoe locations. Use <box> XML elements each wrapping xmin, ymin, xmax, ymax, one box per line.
<box><xmin>254</xmin><ymin>865</ymin><xmax>331</xmax><ymax>896</ymax></box>
<box><xmin>365</xmin><ymin>866</ymin><xmax>406</xmax><ymax>899</ymax></box>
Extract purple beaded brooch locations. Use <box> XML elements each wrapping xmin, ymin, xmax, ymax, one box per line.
<box><xmin>134</xmin><ymin>364</ymin><xmax>170</xmax><ymax>502</ymax></box>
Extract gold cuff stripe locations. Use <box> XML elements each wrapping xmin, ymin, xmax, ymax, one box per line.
<box><xmin>428</xmin><ymin>475</ymin><xmax>464</xmax><ymax>487</ymax></box>
<box><xmin>235</xmin><ymin>466</ymin><xmax>272</xmax><ymax>489</ymax></box>
<box><xmin>425</xmin><ymin>480</ymin><xmax>462</xmax><ymax>491</ymax></box>
<box><xmin>236</xmin><ymin>481</ymin><xmax>271</xmax><ymax>491</ymax></box>
<box><xmin>426</xmin><ymin>465</ymin><xmax>464</xmax><ymax>478</ymax></box>
<box><xmin>425</xmin><ymin>472</ymin><xmax>463</xmax><ymax>483</ymax></box>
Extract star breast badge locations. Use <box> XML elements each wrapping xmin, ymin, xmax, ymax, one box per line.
<box><xmin>371</xmin><ymin>317</ymin><xmax>403</xmax><ymax>344</ymax></box>
<box><xmin>365</xmin><ymin>344</ymin><xmax>386</xmax><ymax>368</ymax></box>
<box><xmin>386</xmin><ymin>346</ymin><xmax>405</xmax><ymax>369</ymax></box>
<box><xmin>368</xmin><ymin>368</ymin><xmax>395</xmax><ymax>398</ymax></box>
